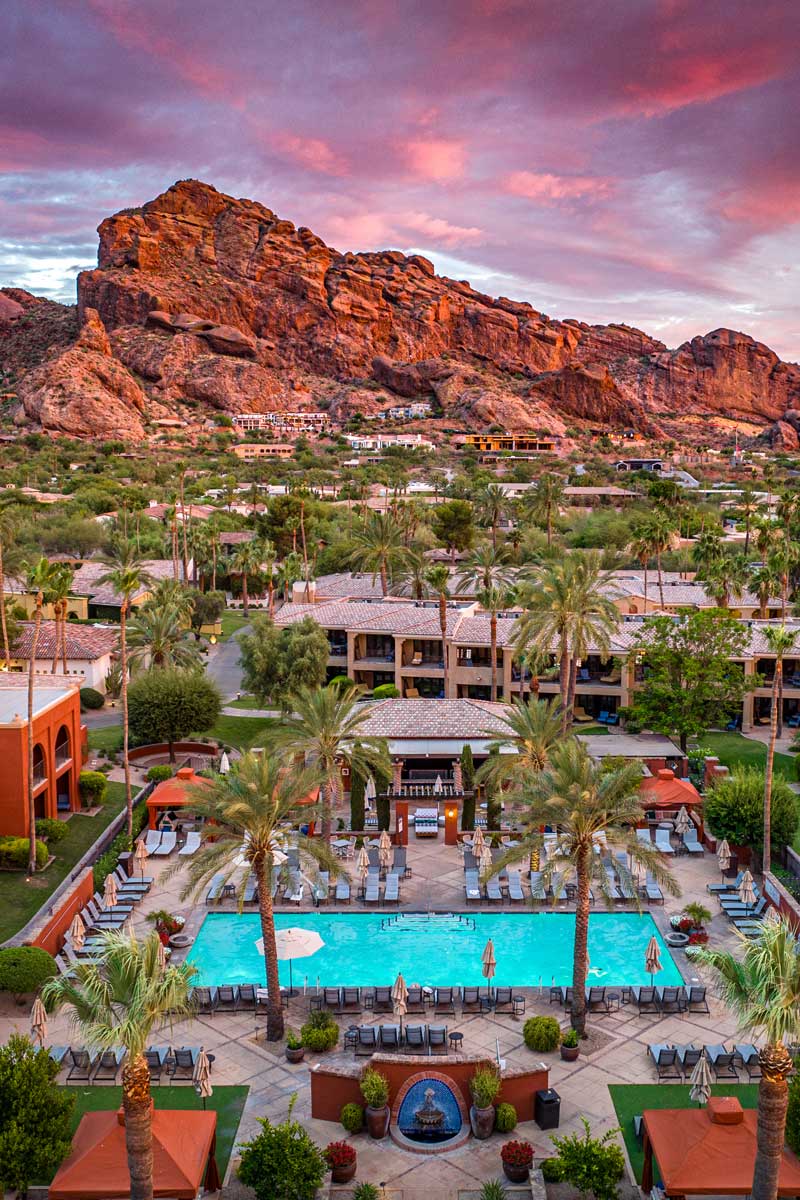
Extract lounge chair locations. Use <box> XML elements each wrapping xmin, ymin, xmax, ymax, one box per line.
<box><xmin>392</xmin><ymin>847</ymin><xmax>409</xmax><ymax>876</ymax></box>
<box><xmin>145</xmin><ymin>1046</ymin><xmax>170</xmax><ymax>1083</ymax></box>
<box><xmin>434</xmin><ymin>987</ymin><xmax>456</xmax><ymax>1016</ymax></box>
<box><xmin>406</xmin><ymin>987</ymin><xmax>426</xmax><ymax>1015</ymax></box>
<box><xmin>461</xmin><ymin>986</ymin><xmax>481</xmax><ymax>1013</ymax></box>
<box><xmin>720</xmin><ymin>888</ymin><xmax>762</xmax><ymax>911</ymax></box>
<box><xmin>367</xmin><ymin>847</ymin><xmax>380</xmax><ymax>869</ymax></box>
<box><xmin>355</xmin><ymin>1026</ymin><xmax>378</xmax><ymax>1056</ymax></box>
<box><xmin>191</xmin><ymin>987</ymin><xmax>217</xmax><ymax>1014</ymax></box>
<box><xmin>384</xmin><ymin>873</ymin><xmax>400</xmax><ymax>904</ymax></box>
<box><xmin>54</xmin><ymin>953</ymin><xmax>75</xmax><ymax>977</ymax></box>
<box><xmin>723</xmin><ymin>896</ymin><xmax>766</xmax><ymax>921</ymax></box>
<box><xmin>654</xmin><ymin>828</ymin><xmax>674</xmax><ymax>855</ymax></box>
<box><xmin>687</xmin><ymin>986</ymin><xmax>709</xmax><ymax>1013</ymax></box>
<box><xmin>735</xmin><ymin>1044</ymin><xmax>762</xmax><ymax>1079</ymax></box>
<box><xmin>658</xmin><ymin>987</ymin><xmax>685</xmax><ymax>1014</ymax></box>
<box><xmin>633</xmin><ymin>986</ymin><xmax>659</xmax><ymax>1014</ymax></box>
<box><xmin>284</xmin><ymin>874</ymin><xmax>304</xmax><ymax>905</ymax></box>
<box><xmin>322</xmin><ymin>988</ymin><xmax>341</xmax><ymax>1012</ymax></box>
<box><xmin>364</xmin><ymin>877</ymin><xmax>381</xmax><ymax>904</ymax></box>
<box><xmin>144</xmin><ymin>830</ymin><xmax>162</xmax><ymax>855</ymax></box>
<box><xmin>675</xmin><ymin>1044</ymin><xmax>701</xmax><ymax>1075</ymax></box>
<box><xmin>94</xmin><ymin>1048</ymin><xmax>125</xmax><ymax>1082</ymax></box>
<box><xmin>243</xmin><ymin>876</ymin><xmax>259</xmax><ymax>905</ymax></box>
<box><xmin>649</xmin><ymin>1045</ymin><xmax>681</xmax><ymax>1081</ymax></box>
<box><xmin>529</xmin><ymin>871</ymin><xmax>546</xmax><ymax>901</ymax></box>
<box><xmin>682</xmin><ymin>827</ymin><xmax>704</xmax><ymax>855</ymax></box>
<box><xmin>428</xmin><ymin>1025</ymin><xmax>448</xmax><ymax>1055</ymax></box>
<box><xmin>494</xmin><ymin>987</ymin><xmax>514</xmax><ymax>1014</ymax></box>
<box><xmin>705</xmin><ymin>1044</ymin><xmax>739</xmax><ymax>1081</ymax></box>
<box><xmin>486</xmin><ymin>876</ymin><xmax>503</xmax><ymax>904</ymax></box>
<box><xmin>464</xmin><ymin>871</ymin><xmax>481</xmax><ymax>902</ymax></box>
<box><xmin>636</xmin><ymin>827</ymin><xmax>652</xmax><ymax>845</ymax></box>
<box><xmin>312</xmin><ymin>872</ymin><xmax>329</xmax><ymax>905</ymax></box>
<box><xmin>238</xmin><ymin>984</ymin><xmax>257</xmax><ymax>1011</ymax></box>
<box><xmin>113</xmin><ymin>866</ymin><xmax>152</xmax><ymax>893</ymax></box>
<box><xmin>48</xmin><ymin>1045</ymin><xmax>69</xmax><ymax>1066</ymax></box>
<box><xmin>216</xmin><ymin>986</ymin><xmax>238</xmax><ymax>1013</ymax></box>
<box><xmin>66</xmin><ymin>1048</ymin><xmax>96</xmax><ymax>1082</ymax></box>
<box><xmin>404</xmin><ymin>1025</ymin><xmax>427</xmax><ymax>1052</ymax></box>
<box><xmin>707</xmin><ymin>871</ymin><xmax>744</xmax><ymax>895</ymax></box>
<box><xmin>572</xmin><ymin>706</ymin><xmax>593</xmax><ymax>723</ymax></box>
<box><xmin>586</xmin><ymin>987</ymin><xmax>609</xmax><ymax>1012</ymax></box>
<box><xmin>373</xmin><ymin>986</ymin><xmax>393</xmax><ymax>1013</ymax></box>
<box><xmin>602</xmin><ymin>865</ymin><xmax>622</xmax><ymax>902</ymax></box>
<box><xmin>152</xmin><ymin>831</ymin><xmax>177</xmax><ymax>857</ymax></box>
<box><xmin>91</xmin><ymin>892</ymin><xmax>134</xmax><ymax>916</ymax></box>
<box><xmin>339</xmin><ymin>987</ymin><xmax>361</xmax><ymax>1015</ymax></box>
<box><xmin>205</xmin><ymin>873</ymin><xmax>226</xmax><ymax>904</ymax></box>
<box><xmin>463</xmin><ymin>850</ymin><xmax>478</xmax><ymax>871</ymax></box>
<box><xmin>507</xmin><ymin>870</ymin><xmax>524</xmax><ymax>902</ymax></box>
<box><xmin>644</xmin><ymin>873</ymin><xmax>664</xmax><ymax>904</ymax></box>
<box><xmin>179</xmin><ymin>831</ymin><xmax>201</xmax><ymax>857</ymax></box>
<box><xmin>379</xmin><ymin>1025</ymin><xmax>400</xmax><ymax>1051</ymax></box>
<box><xmin>335</xmin><ymin>879</ymin><xmax>351</xmax><ymax>904</ymax></box>
<box><xmin>170</xmin><ymin>1046</ymin><xmax>200</xmax><ymax>1081</ymax></box>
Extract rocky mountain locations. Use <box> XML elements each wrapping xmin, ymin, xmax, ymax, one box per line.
<box><xmin>3</xmin><ymin>179</ymin><xmax>800</xmax><ymax>444</ymax></box>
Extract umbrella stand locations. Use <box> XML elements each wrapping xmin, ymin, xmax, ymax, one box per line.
<box><xmin>287</xmin><ymin>959</ymin><xmax>295</xmax><ymax>998</ymax></box>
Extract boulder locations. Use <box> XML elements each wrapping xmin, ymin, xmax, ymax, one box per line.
<box><xmin>198</xmin><ymin>324</ymin><xmax>256</xmax><ymax>357</ymax></box>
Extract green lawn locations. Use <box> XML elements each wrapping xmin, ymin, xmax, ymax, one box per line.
<box><xmin>579</xmin><ymin>725</ymin><xmax>611</xmax><ymax>736</ymax></box>
<box><xmin>226</xmin><ymin>694</ymin><xmax>264</xmax><ymax>710</ymax></box>
<box><xmin>0</xmin><ymin>781</ymin><xmax>127</xmax><ymax>942</ymax></box>
<box><xmin>195</xmin><ymin>714</ymin><xmax>278</xmax><ymax>751</ymax></box>
<box><xmin>609</xmin><ymin>1083</ymin><xmax>759</xmax><ymax>1182</ymax></box>
<box><xmin>220</xmin><ymin>611</ymin><xmax>249</xmax><ymax>640</ymax></box>
<box><xmin>87</xmin><ymin>724</ymin><xmax>124</xmax><ymax>756</ymax></box>
<box><xmin>59</xmin><ymin>1085</ymin><xmax>248</xmax><ymax>1182</ymax></box>
<box><xmin>702</xmin><ymin>731</ymin><xmax>796</xmax><ymax>780</ymax></box>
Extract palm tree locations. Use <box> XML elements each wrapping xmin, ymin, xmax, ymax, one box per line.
<box><xmin>230</xmin><ymin>541</ymin><xmax>262</xmax><ymax>616</ymax></box>
<box><xmin>48</xmin><ymin>565</ymin><xmax>74</xmax><ymax>673</ymax></box>
<box><xmin>24</xmin><ymin>557</ymin><xmax>59</xmax><ymax>875</ymax></box>
<box><xmin>641</xmin><ymin>511</ymin><xmax>677</xmax><ymax>608</ymax></box>
<box><xmin>179</xmin><ymin>753</ymin><xmax>336</xmax><ymax>1041</ymax></box>
<box><xmin>562</xmin><ymin>552</ymin><xmax>620</xmax><ymax>723</ymax></box>
<box><xmin>0</xmin><ymin>498</ymin><xmax>31</xmax><ymax>668</ymax></box>
<box><xmin>488</xmin><ymin>739</ymin><xmax>678</xmax><ymax>1033</ymax></box>
<box><xmin>691</xmin><ymin>919</ymin><xmax>800</xmax><ymax>1200</ymax></box>
<box><xmin>739</xmin><ymin>484</ymin><xmax>760</xmax><ymax>555</ymax></box>
<box><xmin>629</xmin><ymin>523</ymin><xmax>654</xmax><ymax>611</ymax></box>
<box><xmin>699</xmin><ymin>553</ymin><xmax>749</xmax><ymax>608</ymax></box>
<box><xmin>207</xmin><ymin>520</ymin><xmax>221</xmax><ymax>591</ymax></box>
<box><xmin>457</xmin><ymin>547</ymin><xmax>515</xmax><ymax>701</ymax></box>
<box><xmin>43</xmin><ymin>931</ymin><xmax>196</xmax><ymax>1200</ymax></box>
<box><xmin>393</xmin><ymin>547</ymin><xmax>430</xmax><ymax>600</ymax></box>
<box><xmin>257</xmin><ymin>539</ymin><xmax>277</xmax><ymax>616</ymax></box>
<box><xmin>762</xmin><ymin>626</ymin><xmax>795</xmax><ymax>873</ymax></box>
<box><xmin>476</xmin><ymin>483</ymin><xmax>507</xmax><ymax>550</ymax></box>
<box><xmin>751</xmin><ymin>563</ymin><xmax>781</xmax><ymax>620</ymax></box>
<box><xmin>147</xmin><ymin>578</ymin><xmax>194</xmax><ymax>624</ymax></box>
<box><xmin>266</xmin><ymin>685</ymin><xmax>390</xmax><ymax>842</ymax></box>
<box><xmin>127</xmin><ymin>606</ymin><xmax>202</xmax><ymax>672</ymax></box>
<box><xmin>424</xmin><ymin>563</ymin><xmax>452</xmax><ymax>697</ymax></box>
<box><xmin>349</xmin><ymin>512</ymin><xmax>407</xmax><ymax>596</ymax></box>
<box><xmin>99</xmin><ymin>543</ymin><xmax>153</xmax><ymax>839</ymax></box>
<box><xmin>477</xmin><ymin>698</ymin><xmax>562</xmax><ymax>793</ymax></box>
<box><xmin>527</xmin><ymin>473</ymin><xmax>563</xmax><ymax>548</ymax></box>
<box><xmin>277</xmin><ymin>552</ymin><xmax>302</xmax><ymax>603</ymax></box>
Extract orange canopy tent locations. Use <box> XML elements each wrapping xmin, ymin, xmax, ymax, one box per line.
<box><xmin>640</xmin><ymin>769</ymin><xmax>702</xmax><ymax>812</ymax></box>
<box><xmin>147</xmin><ymin>767</ymin><xmax>210</xmax><ymax>829</ymax></box>
<box><xmin>49</xmin><ymin>1108</ymin><xmax>220</xmax><ymax>1199</ymax></box>
<box><xmin>642</xmin><ymin>1099</ymin><xmax>800</xmax><ymax>1196</ymax></box>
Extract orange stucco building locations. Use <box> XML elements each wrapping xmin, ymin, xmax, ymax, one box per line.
<box><xmin>0</xmin><ymin>677</ymin><xmax>86</xmax><ymax>837</ymax></box>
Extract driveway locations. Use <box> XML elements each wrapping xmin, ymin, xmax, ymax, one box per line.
<box><xmin>206</xmin><ymin>623</ymin><xmax>250</xmax><ymax>701</ymax></box>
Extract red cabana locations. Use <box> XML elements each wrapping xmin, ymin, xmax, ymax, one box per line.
<box><xmin>147</xmin><ymin>767</ymin><xmax>210</xmax><ymax>829</ymax></box>
<box><xmin>640</xmin><ymin>768</ymin><xmax>702</xmax><ymax>812</ymax></box>
<box><xmin>642</xmin><ymin>1099</ymin><xmax>800</xmax><ymax>1196</ymax></box>
<box><xmin>49</xmin><ymin>1108</ymin><xmax>220</xmax><ymax>1199</ymax></box>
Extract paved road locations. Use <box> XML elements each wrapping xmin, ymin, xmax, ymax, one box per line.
<box><xmin>206</xmin><ymin>624</ymin><xmax>250</xmax><ymax>701</ymax></box>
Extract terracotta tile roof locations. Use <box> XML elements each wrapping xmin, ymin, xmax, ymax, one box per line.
<box><xmin>275</xmin><ymin>599</ymin><xmax>468</xmax><ymax>637</ymax></box>
<box><xmin>355</xmin><ymin>698</ymin><xmax>511</xmax><ymax>739</ymax></box>
<box><xmin>219</xmin><ymin>531</ymin><xmax>255</xmax><ymax>545</ymax></box>
<box><xmin>70</xmin><ymin>559</ymin><xmax>180</xmax><ymax>605</ymax></box>
<box><xmin>12</xmin><ymin>621</ymin><xmax>119</xmax><ymax>662</ymax></box>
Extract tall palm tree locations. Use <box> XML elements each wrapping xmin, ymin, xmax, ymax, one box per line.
<box><xmin>349</xmin><ymin>512</ymin><xmax>407</xmax><ymax>596</ymax></box>
<box><xmin>457</xmin><ymin>547</ymin><xmax>515</xmax><ymax>701</ymax></box>
<box><xmin>146</xmin><ymin>578</ymin><xmax>194</xmax><ymax>624</ymax></box>
<box><xmin>477</xmin><ymin>698</ymin><xmax>562</xmax><ymax>792</ymax></box>
<box><xmin>629</xmin><ymin>524</ymin><xmax>654</xmax><ymax>611</ymax></box>
<box><xmin>127</xmin><ymin>606</ymin><xmax>202</xmax><ymax>672</ymax></box>
<box><xmin>257</xmin><ymin>539</ymin><xmax>277</xmax><ymax>617</ymax></box>
<box><xmin>762</xmin><ymin>626</ymin><xmax>796</xmax><ymax>873</ymax></box>
<box><xmin>99</xmin><ymin>543</ymin><xmax>153</xmax><ymax>839</ymax></box>
<box><xmin>179</xmin><ymin>753</ymin><xmax>336</xmax><ymax>1041</ymax></box>
<box><xmin>25</xmin><ymin>557</ymin><xmax>59</xmax><ymax>875</ymax></box>
<box><xmin>230</xmin><ymin>541</ymin><xmax>262</xmax><ymax>617</ymax></box>
<box><xmin>739</xmin><ymin>484</ymin><xmax>760</xmax><ymax>555</ymax></box>
<box><xmin>43</xmin><ymin>931</ymin><xmax>195</xmax><ymax>1200</ymax></box>
<box><xmin>266</xmin><ymin>685</ymin><xmax>390</xmax><ymax>842</ymax></box>
<box><xmin>699</xmin><ymin>553</ymin><xmax>749</xmax><ymax>608</ymax></box>
<box><xmin>394</xmin><ymin>547</ymin><xmax>430</xmax><ymax>600</ymax></box>
<box><xmin>424</xmin><ymin>563</ymin><xmax>452</xmax><ymax>697</ymax></box>
<box><xmin>641</xmin><ymin>511</ymin><xmax>677</xmax><ymax>608</ymax></box>
<box><xmin>691</xmin><ymin>919</ymin><xmax>800</xmax><ymax>1200</ymax></box>
<box><xmin>48</xmin><ymin>565</ymin><xmax>74</xmax><ymax>674</ymax></box>
<box><xmin>527</xmin><ymin>473</ymin><xmax>563</xmax><ymax>548</ymax></box>
<box><xmin>0</xmin><ymin>499</ymin><xmax>30</xmax><ymax>668</ymax></box>
<box><xmin>476</xmin><ymin>483</ymin><xmax>507</xmax><ymax>550</ymax></box>
<box><xmin>207</xmin><ymin>520</ymin><xmax>221</xmax><ymax>591</ymax></box>
<box><xmin>488</xmin><ymin>739</ymin><xmax>678</xmax><ymax>1033</ymax></box>
<box><xmin>277</xmin><ymin>552</ymin><xmax>302</xmax><ymax>602</ymax></box>
<box><xmin>561</xmin><ymin>552</ymin><xmax>620</xmax><ymax>724</ymax></box>
<box><xmin>751</xmin><ymin>563</ymin><xmax>781</xmax><ymax>620</ymax></box>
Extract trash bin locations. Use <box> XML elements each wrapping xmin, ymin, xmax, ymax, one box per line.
<box><xmin>118</xmin><ymin>851</ymin><xmax>134</xmax><ymax>878</ymax></box>
<box><xmin>535</xmin><ymin>1087</ymin><xmax>560</xmax><ymax>1130</ymax></box>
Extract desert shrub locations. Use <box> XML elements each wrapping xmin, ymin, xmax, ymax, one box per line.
<box><xmin>237</xmin><ymin>1096</ymin><xmax>326</xmax><ymax>1200</ymax></box>
<box><xmin>31</xmin><ymin>818</ymin><xmax>68</xmax><ymax>843</ymax></box>
<box><xmin>496</xmin><ymin>1102</ymin><xmax>518</xmax><ymax>1132</ymax></box>
<box><xmin>540</xmin><ymin>1158</ymin><xmax>565</xmax><ymax>1182</ymax></box>
<box><xmin>79</xmin><ymin>770</ymin><xmax>108</xmax><ymax>807</ymax></box>
<box><xmin>372</xmin><ymin>683</ymin><xmax>399</xmax><ymax>699</ymax></box>
<box><xmin>550</xmin><ymin>1118</ymin><xmax>625</xmax><ymax>1200</ymax></box>
<box><xmin>146</xmin><ymin>765</ymin><xmax>173</xmax><ymax>783</ymax></box>
<box><xmin>478</xmin><ymin>1182</ymin><xmax>507</xmax><ymax>1200</ymax></box>
<box><xmin>0</xmin><ymin>837</ymin><xmax>47</xmax><ymax>871</ymax></box>
<box><xmin>300</xmin><ymin>1010</ymin><xmax>339</xmax><ymax>1052</ymax></box>
<box><xmin>340</xmin><ymin>1102</ymin><xmax>364</xmax><ymax>1133</ymax></box>
<box><xmin>353</xmin><ymin>1185</ymin><xmax>381</xmax><ymax>1200</ymax></box>
<box><xmin>523</xmin><ymin>1015</ymin><xmax>562</xmax><ymax>1052</ymax></box>
<box><xmin>0</xmin><ymin>947</ymin><xmax>56</xmax><ymax>994</ymax></box>
<box><xmin>79</xmin><ymin>687</ymin><xmax>104</xmax><ymax>710</ymax></box>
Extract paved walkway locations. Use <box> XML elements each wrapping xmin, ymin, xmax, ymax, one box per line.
<box><xmin>4</xmin><ymin>843</ymin><xmax>746</xmax><ymax>1200</ymax></box>
<box><xmin>207</xmin><ymin>624</ymin><xmax>250</xmax><ymax>701</ymax></box>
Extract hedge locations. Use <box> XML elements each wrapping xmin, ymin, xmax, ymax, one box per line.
<box><xmin>146</xmin><ymin>765</ymin><xmax>173</xmax><ymax>783</ymax></box>
<box><xmin>0</xmin><ymin>947</ymin><xmax>56</xmax><ymax>993</ymax></box>
<box><xmin>35</xmin><ymin>818</ymin><xmax>69</xmax><ymax>843</ymax></box>
<box><xmin>0</xmin><ymin>837</ymin><xmax>48</xmax><ymax>871</ymax></box>
<box><xmin>92</xmin><ymin>798</ymin><xmax>149</xmax><ymax>892</ymax></box>
<box><xmin>79</xmin><ymin>687</ymin><xmax>104</xmax><ymax>710</ymax></box>
<box><xmin>79</xmin><ymin>771</ymin><xmax>108</xmax><ymax>808</ymax></box>
<box><xmin>372</xmin><ymin>684</ymin><xmax>399</xmax><ymax>699</ymax></box>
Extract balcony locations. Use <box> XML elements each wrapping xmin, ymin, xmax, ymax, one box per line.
<box><xmin>55</xmin><ymin>749</ymin><xmax>72</xmax><ymax>769</ymax></box>
<box><xmin>32</xmin><ymin>768</ymin><xmax>47</xmax><ymax>790</ymax></box>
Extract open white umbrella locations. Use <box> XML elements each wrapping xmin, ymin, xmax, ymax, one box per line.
<box><xmin>69</xmin><ymin>913</ymin><xmax>86</xmax><ymax>950</ymax></box>
<box><xmin>392</xmin><ymin>972</ymin><xmax>408</xmax><ymax>1029</ymax></box>
<box><xmin>689</xmin><ymin>1053</ymin><xmax>713</xmax><ymax>1106</ymax></box>
<box><xmin>275</xmin><ymin>927</ymin><xmax>324</xmax><ymax>997</ymax></box>
<box><xmin>674</xmin><ymin>807</ymin><xmax>690</xmax><ymax>836</ymax></box>
<box><xmin>30</xmin><ymin>997</ymin><xmax>47</xmax><ymax>1049</ymax></box>
<box><xmin>134</xmin><ymin>838</ymin><xmax>149</xmax><ymax>881</ymax></box>
<box><xmin>472</xmin><ymin>827</ymin><xmax>486</xmax><ymax>857</ymax></box>
<box><xmin>645</xmin><ymin>935</ymin><xmax>662</xmax><ymax>985</ymax></box>
<box><xmin>103</xmin><ymin>874</ymin><xmax>118</xmax><ymax>908</ymax></box>
<box><xmin>379</xmin><ymin>830</ymin><xmax>392</xmax><ymax>870</ymax></box>
<box><xmin>194</xmin><ymin>1048</ymin><xmax>213</xmax><ymax>1109</ymax></box>
<box><xmin>481</xmin><ymin>938</ymin><xmax>497</xmax><ymax>999</ymax></box>
<box><xmin>738</xmin><ymin>868</ymin><xmax>756</xmax><ymax>909</ymax></box>
<box><xmin>716</xmin><ymin>838</ymin><xmax>731</xmax><ymax>881</ymax></box>
<box><xmin>219</xmin><ymin>751</ymin><xmax>231</xmax><ymax>775</ymax></box>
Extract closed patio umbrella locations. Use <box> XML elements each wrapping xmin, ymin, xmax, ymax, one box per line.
<box><xmin>193</xmin><ymin>1048</ymin><xmax>213</xmax><ymax>1110</ymax></box>
<box><xmin>481</xmin><ymin>938</ymin><xmax>496</xmax><ymax>999</ymax></box>
<box><xmin>103</xmin><ymin>874</ymin><xmax>118</xmax><ymax>908</ymax></box>
<box><xmin>645</xmin><ymin>935</ymin><xmax>662</xmax><ymax>985</ymax></box>
<box><xmin>434</xmin><ymin>774</ymin><xmax>443</xmax><ymax>794</ymax></box>
<box><xmin>134</xmin><ymin>837</ymin><xmax>149</xmax><ymax>881</ymax></box>
<box><xmin>738</xmin><ymin>868</ymin><xmax>756</xmax><ymax>909</ymax></box>
<box><xmin>674</xmin><ymin>806</ymin><xmax>690</xmax><ymax>836</ymax></box>
<box><xmin>379</xmin><ymin>830</ymin><xmax>392</xmax><ymax>870</ymax></box>
<box><xmin>219</xmin><ymin>751</ymin><xmax>231</xmax><ymax>775</ymax></box>
<box><xmin>275</xmin><ymin>927</ymin><xmax>324</xmax><ymax>997</ymax></box>
<box><xmin>69</xmin><ymin>913</ymin><xmax>86</xmax><ymax>950</ymax></box>
<box><xmin>689</xmin><ymin>1052</ymin><xmax>713</xmax><ymax>1107</ymax></box>
<box><xmin>472</xmin><ymin>827</ymin><xmax>485</xmax><ymax>857</ymax></box>
<box><xmin>365</xmin><ymin>776</ymin><xmax>376</xmax><ymax>806</ymax></box>
<box><xmin>156</xmin><ymin>940</ymin><xmax>168</xmax><ymax>970</ymax></box>
<box><xmin>392</xmin><ymin>972</ymin><xmax>408</xmax><ymax>1030</ymax></box>
<box><xmin>30</xmin><ymin>996</ymin><xmax>47</xmax><ymax>1048</ymax></box>
<box><xmin>356</xmin><ymin>844</ymin><xmax>369</xmax><ymax>881</ymax></box>
<box><xmin>480</xmin><ymin>846</ymin><xmax>494</xmax><ymax>877</ymax></box>
<box><xmin>766</xmin><ymin>905</ymin><xmax>782</xmax><ymax>925</ymax></box>
<box><xmin>716</xmin><ymin>838</ymin><xmax>731</xmax><ymax>880</ymax></box>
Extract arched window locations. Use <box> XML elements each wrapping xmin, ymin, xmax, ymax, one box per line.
<box><xmin>33</xmin><ymin>743</ymin><xmax>47</xmax><ymax>787</ymax></box>
<box><xmin>55</xmin><ymin>725</ymin><xmax>71</xmax><ymax>767</ymax></box>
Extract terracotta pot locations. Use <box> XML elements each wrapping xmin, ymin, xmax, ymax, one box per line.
<box><xmin>503</xmin><ymin>1162</ymin><xmax>531</xmax><ymax>1184</ymax></box>
<box><xmin>365</xmin><ymin>1104</ymin><xmax>390</xmax><ymax>1139</ymax></box>
<box><xmin>470</xmin><ymin>1104</ymin><xmax>495</xmax><ymax>1140</ymax></box>
<box><xmin>331</xmin><ymin>1158</ymin><xmax>357</xmax><ymax>1184</ymax></box>
<box><xmin>560</xmin><ymin>1044</ymin><xmax>579</xmax><ymax>1062</ymax></box>
<box><xmin>285</xmin><ymin>1046</ymin><xmax>305</xmax><ymax>1064</ymax></box>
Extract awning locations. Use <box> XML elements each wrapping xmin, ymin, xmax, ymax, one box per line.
<box><xmin>385</xmin><ymin>738</ymin><xmax>514</xmax><ymax>758</ymax></box>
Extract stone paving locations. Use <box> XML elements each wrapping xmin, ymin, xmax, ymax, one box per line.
<box><xmin>0</xmin><ymin>838</ymin><xmax>749</xmax><ymax>1200</ymax></box>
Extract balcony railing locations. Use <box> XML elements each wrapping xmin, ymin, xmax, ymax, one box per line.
<box><xmin>55</xmin><ymin>749</ymin><xmax>72</xmax><ymax>768</ymax></box>
<box><xmin>32</xmin><ymin>769</ymin><xmax>47</xmax><ymax>788</ymax></box>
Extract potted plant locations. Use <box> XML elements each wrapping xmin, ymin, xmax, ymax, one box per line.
<box><xmin>501</xmin><ymin>1139</ymin><xmax>534</xmax><ymax>1184</ymax></box>
<box><xmin>325</xmin><ymin>1140</ymin><xmax>357</xmax><ymax>1184</ymax></box>
<box><xmin>684</xmin><ymin>901</ymin><xmax>711</xmax><ymax>945</ymax></box>
<box><xmin>285</xmin><ymin>1030</ymin><xmax>305</xmax><ymax>1064</ymax></box>
<box><xmin>360</xmin><ymin>1067</ymin><xmax>390</xmax><ymax>1139</ymax></box>
<box><xmin>469</xmin><ymin>1065</ymin><xmax>501</xmax><ymax>1140</ymax></box>
<box><xmin>560</xmin><ymin>1027</ymin><xmax>580</xmax><ymax>1062</ymax></box>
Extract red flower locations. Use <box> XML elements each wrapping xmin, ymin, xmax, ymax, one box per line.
<box><xmin>688</xmin><ymin>930</ymin><xmax>708</xmax><ymax>944</ymax></box>
<box><xmin>501</xmin><ymin>1140</ymin><xmax>534</xmax><ymax>1167</ymax></box>
<box><xmin>159</xmin><ymin>930</ymin><xmax>170</xmax><ymax>946</ymax></box>
<box><xmin>325</xmin><ymin>1141</ymin><xmax>356</xmax><ymax>1168</ymax></box>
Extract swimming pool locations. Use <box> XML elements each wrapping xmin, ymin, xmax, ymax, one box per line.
<box><xmin>189</xmin><ymin>911</ymin><xmax>682</xmax><ymax>989</ymax></box>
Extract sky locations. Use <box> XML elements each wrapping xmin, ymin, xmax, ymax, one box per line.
<box><xmin>2</xmin><ymin>0</ymin><xmax>799</xmax><ymax>359</ymax></box>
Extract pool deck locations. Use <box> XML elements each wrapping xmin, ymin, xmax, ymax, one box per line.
<box><xmin>2</xmin><ymin>841</ymin><xmax>747</xmax><ymax>1200</ymax></box>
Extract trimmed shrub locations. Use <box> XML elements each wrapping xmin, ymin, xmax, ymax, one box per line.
<box><xmin>376</xmin><ymin>793</ymin><xmax>390</xmax><ymax>831</ymax></box>
<box><xmin>35</xmin><ymin>818</ymin><xmax>69</xmax><ymax>843</ymax></box>
<box><xmin>360</xmin><ymin>1067</ymin><xmax>390</xmax><ymax>1109</ymax></box>
<box><xmin>0</xmin><ymin>837</ymin><xmax>47</xmax><ymax>871</ymax></box>
<box><xmin>350</xmin><ymin>770</ymin><xmax>365</xmax><ymax>832</ymax></box>
<box><xmin>496</xmin><ymin>1102</ymin><xmax>518</xmax><ymax>1133</ymax></box>
<box><xmin>0</xmin><ymin>947</ymin><xmax>57</xmax><ymax>993</ymax></box>
<box><xmin>704</xmin><ymin>766</ymin><xmax>797</xmax><ymax>854</ymax></box>
<box><xmin>92</xmin><ymin>798</ymin><xmax>148</xmax><ymax>891</ymax></box>
<box><xmin>300</xmin><ymin>1010</ymin><xmax>339</xmax><ymax>1053</ymax></box>
<box><xmin>550</xmin><ymin>1118</ymin><xmax>625</xmax><ymax>1200</ymax></box>
<box><xmin>328</xmin><ymin>675</ymin><xmax>354</xmax><ymax>691</ymax></box>
<box><xmin>523</xmin><ymin>1015</ymin><xmax>562</xmax><ymax>1052</ymax></box>
<box><xmin>238</xmin><ymin>1101</ymin><xmax>327</xmax><ymax>1200</ymax></box>
<box><xmin>470</xmin><ymin>1065</ymin><xmax>501</xmax><ymax>1109</ymax></box>
<box><xmin>340</xmin><ymin>1102</ymin><xmax>364</xmax><ymax>1134</ymax></box>
<box><xmin>79</xmin><ymin>770</ymin><xmax>108</xmax><ymax>808</ymax></box>
<box><xmin>372</xmin><ymin>684</ymin><xmax>399</xmax><ymax>700</ymax></box>
<box><xmin>146</xmin><ymin>765</ymin><xmax>174</xmax><ymax>783</ymax></box>
<box><xmin>540</xmin><ymin>1158</ymin><xmax>565</xmax><ymax>1182</ymax></box>
<box><xmin>79</xmin><ymin>687</ymin><xmax>104</xmax><ymax>710</ymax></box>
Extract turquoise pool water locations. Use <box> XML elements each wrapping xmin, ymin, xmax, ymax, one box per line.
<box><xmin>189</xmin><ymin>911</ymin><xmax>682</xmax><ymax>989</ymax></box>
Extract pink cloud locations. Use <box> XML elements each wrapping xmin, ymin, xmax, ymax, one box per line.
<box><xmin>403</xmin><ymin>138</ymin><xmax>466</xmax><ymax>180</ymax></box>
<box><xmin>271</xmin><ymin>133</ymin><xmax>347</xmax><ymax>177</ymax></box>
<box><xmin>399</xmin><ymin>211</ymin><xmax>483</xmax><ymax>247</ymax></box>
<box><xmin>505</xmin><ymin>171</ymin><xmax>613</xmax><ymax>204</ymax></box>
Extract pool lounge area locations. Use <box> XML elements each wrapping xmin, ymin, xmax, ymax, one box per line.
<box><xmin>189</xmin><ymin>909</ymin><xmax>683</xmax><ymax>989</ymax></box>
